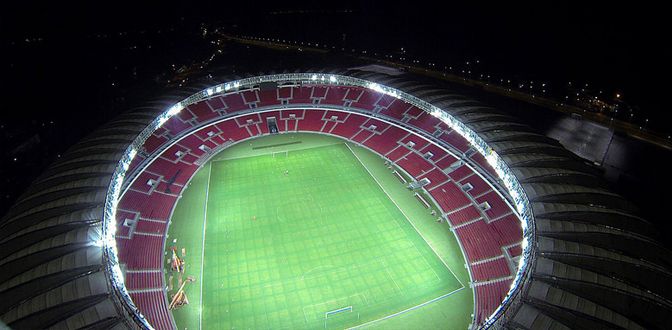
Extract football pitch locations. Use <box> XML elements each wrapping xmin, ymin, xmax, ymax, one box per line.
<box><xmin>165</xmin><ymin>133</ymin><xmax>473</xmax><ymax>329</ymax></box>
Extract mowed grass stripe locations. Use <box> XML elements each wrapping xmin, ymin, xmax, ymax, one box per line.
<box><xmin>200</xmin><ymin>143</ymin><xmax>461</xmax><ymax>329</ymax></box>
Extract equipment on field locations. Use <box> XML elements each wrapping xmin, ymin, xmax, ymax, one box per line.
<box><xmin>169</xmin><ymin>276</ymin><xmax>195</xmax><ymax>309</ymax></box>
<box><xmin>170</xmin><ymin>246</ymin><xmax>185</xmax><ymax>273</ymax></box>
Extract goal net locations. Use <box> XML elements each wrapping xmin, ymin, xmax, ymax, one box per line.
<box><xmin>325</xmin><ymin>306</ymin><xmax>353</xmax><ymax>319</ymax></box>
<box><xmin>272</xmin><ymin>150</ymin><xmax>289</xmax><ymax>158</ymax></box>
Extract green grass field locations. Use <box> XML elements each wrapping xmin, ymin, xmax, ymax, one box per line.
<box><xmin>165</xmin><ymin>133</ymin><xmax>473</xmax><ymax>329</ymax></box>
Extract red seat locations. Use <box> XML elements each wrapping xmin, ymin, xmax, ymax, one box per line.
<box><xmin>220</xmin><ymin>93</ymin><xmax>246</xmax><ymax>114</ymax></box>
<box><xmin>429</xmin><ymin>181</ymin><xmax>471</xmax><ymax>212</ymax></box>
<box><xmin>241</xmin><ymin>90</ymin><xmax>259</xmax><ymax>105</ymax></box>
<box><xmin>258</xmin><ymin>89</ymin><xmax>281</xmax><ymax>107</ymax></box>
<box><xmin>331</xmin><ymin>114</ymin><xmax>367</xmax><ymax>139</ymax></box>
<box><xmin>143</xmin><ymin>134</ymin><xmax>168</xmax><ymax>154</ymax></box>
<box><xmin>447</xmin><ymin>205</ymin><xmax>481</xmax><ymax>226</ymax></box>
<box><xmin>322</xmin><ymin>86</ymin><xmax>348</xmax><ymax>106</ymax></box>
<box><xmin>379</xmin><ymin>99</ymin><xmax>410</xmax><ymax>120</ymax></box>
<box><xmin>508</xmin><ymin>245</ymin><xmax>523</xmax><ymax>257</ymax></box>
<box><xmin>116</xmin><ymin>235</ymin><xmax>164</xmax><ymax>269</ymax></box>
<box><xmin>386</xmin><ymin>147</ymin><xmax>410</xmax><ymax>162</ymax></box>
<box><xmin>407</xmin><ymin>112</ymin><xmax>440</xmax><ymax>134</ymax></box>
<box><xmin>397</xmin><ymin>152</ymin><xmax>433</xmax><ymax>177</ymax></box>
<box><xmin>471</xmin><ymin>258</ymin><xmax>511</xmax><ymax>282</ymax></box>
<box><xmin>434</xmin><ymin>153</ymin><xmax>459</xmax><ymax>170</ymax></box>
<box><xmin>460</xmin><ymin>174</ymin><xmax>492</xmax><ymax>197</ymax></box>
<box><xmin>440</xmin><ymin>131</ymin><xmax>471</xmax><ymax>153</ymax></box>
<box><xmin>455</xmin><ymin>220</ymin><xmax>502</xmax><ymax>261</ymax></box>
<box><xmin>125</xmin><ymin>272</ymin><xmax>164</xmax><ymax>291</ymax></box>
<box><xmin>447</xmin><ymin>165</ymin><xmax>473</xmax><ymax>181</ymax></box>
<box><xmin>417</xmin><ymin>168</ymin><xmax>449</xmax><ymax>190</ymax></box>
<box><xmin>364</xmin><ymin>126</ymin><xmax>407</xmax><ymax>155</ymax></box>
<box><xmin>188</xmin><ymin>101</ymin><xmax>218</xmax><ymax>123</ymax></box>
<box><xmin>215</xmin><ymin>120</ymin><xmax>251</xmax><ymax>141</ymax></box>
<box><xmin>491</xmin><ymin>214</ymin><xmax>523</xmax><ymax>246</ymax></box>
<box><xmin>471</xmin><ymin>152</ymin><xmax>499</xmax><ymax>177</ymax></box>
<box><xmin>476</xmin><ymin>191</ymin><xmax>511</xmax><ymax>220</ymax></box>
<box><xmin>129</xmin><ymin>291</ymin><xmax>174</xmax><ymax>330</ymax></box>
<box><xmin>288</xmin><ymin>86</ymin><xmax>312</xmax><ymax>104</ymax></box>
<box><xmin>475</xmin><ymin>280</ymin><xmax>511</xmax><ymax>325</ymax></box>
<box><xmin>350</xmin><ymin>88</ymin><xmax>379</xmax><ymax>110</ymax></box>
<box><xmin>297</xmin><ymin>109</ymin><xmax>325</xmax><ymax>131</ymax></box>
<box><xmin>163</xmin><ymin>117</ymin><xmax>192</xmax><ymax>136</ymax></box>
<box><xmin>206</xmin><ymin>96</ymin><xmax>227</xmax><ymax>112</ymax></box>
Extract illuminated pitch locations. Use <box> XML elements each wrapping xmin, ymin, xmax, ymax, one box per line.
<box><xmin>166</xmin><ymin>133</ymin><xmax>473</xmax><ymax>329</ymax></box>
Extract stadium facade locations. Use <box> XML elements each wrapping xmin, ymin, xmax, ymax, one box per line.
<box><xmin>1</xmin><ymin>71</ymin><xmax>670</xmax><ymax>329</ymax></box>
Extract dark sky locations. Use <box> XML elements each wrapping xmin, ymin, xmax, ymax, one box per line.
<box><xmin>1</xmin><ymin>1</ymin><xmax>670</xmax><ymax>216</ymax></box>
<box><xmin>2</xmin><ymin>2</ymin><xmax>668</xmax><ymax>118</ymax></box>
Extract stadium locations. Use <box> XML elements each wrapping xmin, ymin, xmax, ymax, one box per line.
<box><xmin>2</xmin><ymin>68</ymin><xmax>671</xmax><ymax>330</ymax></box>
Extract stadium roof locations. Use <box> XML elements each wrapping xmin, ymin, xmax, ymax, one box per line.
<box><xmin>1</xmin><ymin>70</ymin><xmax>670</xmax><ymax>329</ymax></box>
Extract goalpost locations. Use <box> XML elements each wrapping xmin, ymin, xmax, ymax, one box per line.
<box><xmin>324</xmin><ymin>306</ymin><xmax>355</xmax><ymax>329</ymax></box>
<box><xmin>325</xmin><ymin>306</ymin><xmax>353</xmax><ymax>319</ymax></box>
<box><xmin>272</xmin><ymin>150</ymin><xmax>289</xmax><ymax>158</ymax></box>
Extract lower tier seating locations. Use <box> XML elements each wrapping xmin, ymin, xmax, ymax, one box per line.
<box><xmin>119</xmin><ymin>107</ymin><xmax>523</xmax><ymax>329</ymax></box>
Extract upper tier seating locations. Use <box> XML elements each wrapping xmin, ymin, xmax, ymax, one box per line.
<box><xmin>118</xmin><ymin>87</ymin><xmax>523</xmax><ymax>328</ymax></box>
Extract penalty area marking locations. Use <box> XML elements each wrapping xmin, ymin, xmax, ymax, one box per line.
<box><xmin>382</xmin><ymin>260</ymin><xmax>402</xmax><ymax>294</ymax></box>
<box><xmin>303</xmin><ymin>293</ymin><xmax>368</xmax><ymax>325</ymax></box>
<box><xmin>344</xmin><ymin>143</ymin><xmax>465</xmax><ymax>288</ymax></box>
<box><xmin>212</xmin><ymin>141</ymin><xmax>343</xmax><ymax>162</ymax></box>
<box><xmin>347</xmin><ymin>286</ymin><xmax>465</xmax><ymax>330</ymax></box>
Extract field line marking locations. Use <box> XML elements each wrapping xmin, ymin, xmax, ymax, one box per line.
<box><xmin>303</xmin><ymin>296</ymin><xmax>347</xmax><ymax>323</ymax></box>
<box><xmin>411</xmin><ymin>243</ymin><xmax>442</xmax><ymax>284</ymax></box>
<box><xmin>212</xmin><ymin>141</ymin><xmax>343</xmax><ymax>162</ymax></box>
<box><xmin>301</xmin><ymin>258</ymin><xmax>382</xmax><ymax>282</ymax></box>
<box><xmin>198</xmin><ymin>162</ymin><xmax>212</xmax><ymax>330</ymax></box>
<box><xmin>344</xmin><ymin>143</ymin><xmax>465</xmax><ymax>288</ymax></box>
<box><xmin>360</xmin><ymin>291</ymin><xmax>369</xmax><ymax>305</ymax></box>
<box><xmin>383</xmin><ymin>260</ymin><xmax>402</xmax><ymax>294</ymax></box>
<box><xmin>346</xmin><ymin>286</ymin><xmax>465</xmax><ymax>329</ymax></box>
<box><xmin>300</xmin><ymin>265</ymin><xmax>337</xmax><ymax>281</ymax></box>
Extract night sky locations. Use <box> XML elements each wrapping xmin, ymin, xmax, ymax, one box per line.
<box><xmin>3</xmin><ymin>3</ymin><xmax>669</xmax><ymax>119</ymax></box>
<box><xmin>5</xmin><ymin>3</ymin><xmax>668</xmax><ymax>111</ymax></box>
<box><xmin>1</xmin><ymin>2</ymin><xmax>670</xmax><ymax>215</ymax></box>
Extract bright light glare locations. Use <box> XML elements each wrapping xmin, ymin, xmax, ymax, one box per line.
<box><xmin>167</xmin><ymin>103</ymin><xmax>183</xmax><ymax>116</ymax></box>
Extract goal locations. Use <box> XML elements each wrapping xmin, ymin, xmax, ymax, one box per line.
<box><xmin>324</xmin><ymin>306</ymin><xmax>357</xmax><ymax>328</ymax></box>
<box><xmin>272</xmin><ymin>150</ymin><xmax>289</xmax><ymax>158</ymax></box>
<box><xmin>325</xmin><ymin>306</ymin><xmax>353</xmax><ymax>319</ymax></box>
